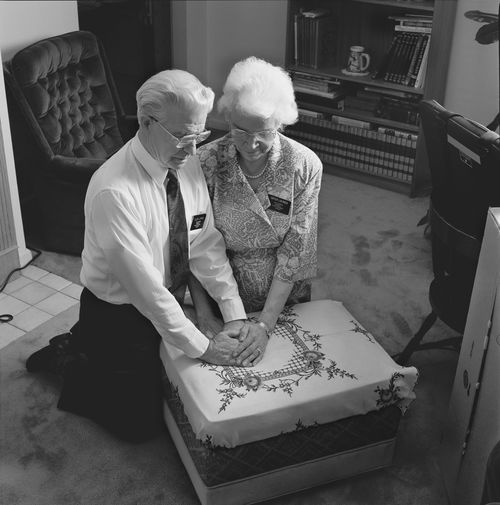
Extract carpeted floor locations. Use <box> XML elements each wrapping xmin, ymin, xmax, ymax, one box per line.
<box><xmin>1</xmin><ymin>173</ymin><xmax>460</xmax><ymax>504</ymax></box>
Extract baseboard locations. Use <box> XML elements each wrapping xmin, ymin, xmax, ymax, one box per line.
<box><xmin>0</xmin><ymin>246</ymin><xmax>21</xmax><ymax>283</ymax></box>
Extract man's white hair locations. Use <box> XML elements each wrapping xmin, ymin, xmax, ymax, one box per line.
<box><xmin>218</xmin><ymin>57</ymin><xmax>298</xmax><ymax>128</ymax></box>
<box><xmin>136</xmin><ymin>69</ymin><xmax>214</xmax><ymax>122</ymax></box>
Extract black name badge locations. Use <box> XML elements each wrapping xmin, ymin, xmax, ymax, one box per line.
<box><xmin>190</xmin><ymin>214</ymin><xmax>206</xmax><ymax>230</ymax></box>
<box><xmin>268</xmin><ymin>194</ymin><xmax>291</xmax><ymax>215</ymax></box>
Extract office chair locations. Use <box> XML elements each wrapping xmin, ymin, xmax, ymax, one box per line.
<box><xmin>395</xmin><ymin>99</ymin><xmax>500</xmax><ymax>365</ymax></box>
<box><xmin>4</xmin><ymin>30</ymin><xmax>137</xmax><ymax>255</ymax></box>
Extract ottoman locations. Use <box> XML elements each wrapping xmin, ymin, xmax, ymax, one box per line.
<box><xmin>160</xmin><ymin>299</ymin><xmax>418</xmax><ymax>505</ymax></box>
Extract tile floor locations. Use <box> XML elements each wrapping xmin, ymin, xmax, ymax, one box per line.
<box><xmin>0</xmin><ymin>265</ymin><xmax>82</xmax><ymax>350</ymax></box>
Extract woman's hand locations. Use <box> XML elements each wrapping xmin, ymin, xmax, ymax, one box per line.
<box><xmin>232</xmin><ymin>321</ymin><xmax>269</xmax><ymax>367</ymax></box>
<box><xmin>222</xmin><ymin>319</ymin><xmax>246</xmax><ymax>337</ymax></box>
<box><xmin>197</xmin><ymin>311</ymin><xmax>224</xmax><ymax>339</ymax></box>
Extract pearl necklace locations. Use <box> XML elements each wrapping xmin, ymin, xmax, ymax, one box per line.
<box><xmin>239</xmin><ymin>161</ymin><xmax>268</xmax><ymax>179</ymax></box>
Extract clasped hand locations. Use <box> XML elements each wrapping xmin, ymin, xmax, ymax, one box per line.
<box><xmin>200</xmin><ymin>319</ymin><xmax>268</xmax><ymax>367</ymax></box>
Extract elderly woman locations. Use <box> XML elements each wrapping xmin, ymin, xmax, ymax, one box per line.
<box><xmin>191</xmin><ymin>56</ymin><xmax>323</xmax><ymax>366</ymax></box>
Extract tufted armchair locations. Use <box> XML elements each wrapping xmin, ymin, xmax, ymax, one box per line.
<box><xmin>4</xmin><ymin>30</ymin><xmax>137</xmax><ymax>255</ymax></box>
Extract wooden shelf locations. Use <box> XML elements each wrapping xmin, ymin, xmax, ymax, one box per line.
<box><xmin>297</xmin><ymin>100</ymin><xmax>420</xmax><ymax>132</ymax></box>
<box><xmin>349</xmin><ymin>0</ymin><xmax>434</xmax><ymax>12</ymax></box>
<box><xmin>290</xmin><ymin>64</ymin><xmax>425</xmax><ymax>95</ymax></box>
<box><xmin>286</xmin><ymin>0</ymin><xmax>457</xmax><ymax>196</ymax></box>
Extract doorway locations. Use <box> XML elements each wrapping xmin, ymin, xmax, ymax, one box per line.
<box><xmin>78</xmin><ymin>0</ymin><xmax>172</xmax><ymax>115</ymax></box>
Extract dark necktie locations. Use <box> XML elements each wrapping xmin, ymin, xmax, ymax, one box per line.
<box><xmin>166</xmin><ymin>170</ymin><xmax>189</xmax><ymax>304</ymax></box>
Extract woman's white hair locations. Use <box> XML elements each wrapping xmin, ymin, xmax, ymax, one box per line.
<box><xmin>218</xmin><ymin>57</ymin><xmax>298</xmax><ymax>128</ymax></box>
<box><xmin>136</xmin><ymin>69</ymin><xmax>214</xmax><ymax>122</ymax></box>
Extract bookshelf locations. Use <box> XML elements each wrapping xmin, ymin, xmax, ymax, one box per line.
<box><xmin>285</xmin><ymin>0</ymin><xmax>457</xmax><ymax>196</ymax></box>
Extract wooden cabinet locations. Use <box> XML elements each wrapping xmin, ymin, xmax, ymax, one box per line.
<box><xmin>285</xmin><ymin>0</ymin><xmax>457</xmax><ymax>196</ymax></box>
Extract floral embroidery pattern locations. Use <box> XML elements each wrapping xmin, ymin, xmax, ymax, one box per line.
<box><xmin>243</xmin><ymin>375</ymin><xmax>262</xmax><ymax>391</ymax></box>
<box><xmin>200</xmin><ymin>306</ymin><xmax>357</xmax><ymax>413</ymax></box>
<box><xmin>350</xmin><ymin>320</ymin><xmax>375</xmax><ymax>343</ymax></box>
<box><xmin>374</xmin><ymin>372</ymin><xmax>404</xmax><ymax>407</ymax></box>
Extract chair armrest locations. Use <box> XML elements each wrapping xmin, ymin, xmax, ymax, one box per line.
<box><xmin>3</xmin><ymin>62</ymin><xmax>55</xmax><ymax>160</ymax></box>
<box><xmin>49</xmin><ymin>155</ymin><xmax>104</xmax><ymax>185</ymax></box>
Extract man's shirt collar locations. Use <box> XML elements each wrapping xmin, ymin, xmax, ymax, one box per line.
<box><xmin>131</xmin><ymin>134</ymin><xmax>169</xmax><ymax>186</ymax></box>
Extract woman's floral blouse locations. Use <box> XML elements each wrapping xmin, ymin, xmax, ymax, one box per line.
<box><xmin>197</xmin><ymin>133</ymin><xmax>322</xmax><ymax>313</ymax></box>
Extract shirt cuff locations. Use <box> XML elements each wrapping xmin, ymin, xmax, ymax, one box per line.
<box><xmin>179</xmin><ymin>326</ymin><xmax>210</xmax><ymax>359</ymax></box>
<box><xmin>218</xmin><ymin>297</ymin><xmax>247</xmax><ymax>322</ymax></box>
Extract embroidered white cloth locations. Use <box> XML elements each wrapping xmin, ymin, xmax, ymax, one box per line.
<box><xmin>160</xmin><ymin>299</ymin><xmax>418</xmax><ymax>448</ymax></box>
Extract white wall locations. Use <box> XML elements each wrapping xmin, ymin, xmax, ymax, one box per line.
<box><xmin>0</xmin><ymin>1</ymin><xmax>79</xmax><ymax>266</ymax></box>
<box><xmin>0</xmin><ymin>1</ymin><xmax>78</xmax><ymax>60</ymax></box>
<box><xmin>172</xmin><ymin>0</ymin><xmax>288</xmax><ymax>129</ymax></box>
<box><xmin>444</xmin><ymin>0</ymin><xmax>499</xmax><ymax>126</ymax></box>
<box><xmin>0</xmin><ymin>50</ymin><xmax>30</xmax><ymax>268</ymax></box>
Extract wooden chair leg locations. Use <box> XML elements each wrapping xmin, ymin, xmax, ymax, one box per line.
<box><xmin>394</xmin><ymin>311</ymin><xmax>438</xmax><ymax>365</ymax></box>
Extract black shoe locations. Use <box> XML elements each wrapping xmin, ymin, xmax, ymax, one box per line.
<box><xmin>26</xmin><ymin>332</ymin><xmax>86</xmax><ymax>376</ymax></box>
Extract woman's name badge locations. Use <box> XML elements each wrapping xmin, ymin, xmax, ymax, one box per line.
<box><xmin>268</xmin><ymin>194</ymin><xmax>291</xmax><ymax>215</ymax></box>
<box><xmin>190</xmin><ymin>214</ymin><xmax>206</xmax><ymax>230</ymax></box>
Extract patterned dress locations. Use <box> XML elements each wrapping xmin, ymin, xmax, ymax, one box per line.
<box><xmin>197</xmin><ymin>133</ymin><xmax>323</xmax><ymax>313</ymax></box>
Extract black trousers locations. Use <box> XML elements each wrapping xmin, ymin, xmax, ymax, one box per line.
<box><xmin>58</xmin><ymin>288</ymin><xmax>166</xmax><ymax>443</ymax></box>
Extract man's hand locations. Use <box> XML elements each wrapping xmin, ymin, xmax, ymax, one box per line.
<box><xmin>199</xmin><ymin>333</ymin><xmax>240</xmax><ymax>365</ymax></box>
<box><xmin>232</xmin><ymin>322</ymin><xmax>269</xmax><ymax>367</ymax></box>
<box><xmin>222</xmin><ymin>319</ymin><xmax>246</xmax><ymax>337</ymax></box>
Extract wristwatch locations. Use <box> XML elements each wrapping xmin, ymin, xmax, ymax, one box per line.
<box><xmin>256</xmin><ymin>320</ymin><xmax>272</xmax><ymax>339</ymax></box>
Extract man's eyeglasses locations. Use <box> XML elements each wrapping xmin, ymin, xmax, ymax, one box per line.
<box><xmin>230</xmin><ymin>127</ymin><xmax>277</xmax><ymax>143</ymax></box>
<box><xmin>149</xmin><ymin>116</ymin><xmax>211</xmax><ymax>148</ymax></box>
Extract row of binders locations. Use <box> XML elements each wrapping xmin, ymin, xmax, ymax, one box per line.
<box><xmin>375</xmin><ymin>14</ymin><xmax>432</xmax><ymax>88</ymax></box>
<box><xmin>287</xmin><ymin>114</ymin><xmax>417</xmax><ymax>183</ymax></box>
<box><xmin>293</xmin><ymin>8</ymin><xmax>335</xmax><ymax>69</ymax></box>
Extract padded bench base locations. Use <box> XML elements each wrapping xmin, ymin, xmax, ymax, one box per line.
<box><xmin>164</xmin><ymin>402</ymin><xmax>396</xmax><ymax>505</ymax></box>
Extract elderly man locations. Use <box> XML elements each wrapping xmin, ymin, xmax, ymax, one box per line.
<box><xmin>27</xmin><ymin>70</ymin><xmax>248</xmax><ymax>442</ymax></box>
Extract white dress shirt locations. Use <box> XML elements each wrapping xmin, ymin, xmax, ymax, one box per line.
<box><xmin>80</xmin><ymin>135</ymin><xmax>246</xmax><ymax>358</ymax></box>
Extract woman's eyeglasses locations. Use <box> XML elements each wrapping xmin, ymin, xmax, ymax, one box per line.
<box><xmin>149</xmin><ymin>116</ymin><xmax>211</xmax><ymax>148</ymax></box>
<box><xmin>230</xmin><ymin>127</ymin><xmax>277</xmax><ymax>143</ymax></box>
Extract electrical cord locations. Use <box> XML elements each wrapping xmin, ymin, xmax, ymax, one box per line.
<box><xmin>0</xmin><ymin>247</ymin><xmax>42</xmax><ymax>323</ymax></box>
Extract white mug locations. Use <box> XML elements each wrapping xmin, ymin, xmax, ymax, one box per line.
<box><xmin>347</xmin><ymin>45</ymin><xmax>370</xmax><ymax>73</ymax></box>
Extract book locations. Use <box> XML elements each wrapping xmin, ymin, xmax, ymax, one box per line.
<box><xmin>376</xmin><ymin>97</ymin><xmax>420</xmax><ymax>126</ymax></box>
<box><xmin>406</xmin><ymin>34</ymin><xmax>428</xmax><ymax>87</ymax></box>
<box><xmin>298</xmin><ymin>108</ymin><xmax>326</xmax><ymax>119</ymax></box>
<box><xmin>377</xmin><ymin>13</ymin><xmax>433</xmax><ymax>89</ymax></box>
<box><xmin>389</xmin><ymin>14</ymin><xmax>433</xmax><ymax>25</ymax></box>
<box><xmin>403</xmin><ymin>34</ymin><xmax>424</xmax><ymax>86</ymax></box>
<box><xmin>331</xmin><ymin>116</ymin><xmax>371</xmax><ymax>129</ymax></box>
<box><xmin>414</xmin><ymin>36</ymin><xmax>430</xmax><ymax>88</ymax></box>
<box><xmin>294</xmin><ymin>10</ymin><xmax>334</xmax><ymax>69</ymax></box>
<box><xmin>292</xmin><ymin>70</ymin><xmax>341</xmax><ymax>84</ymax></box>
<box><xmin>384</xmin><ymin>32</ymin><xmax>418</xmax><ymax>84</ymax></box>
<box><xmin>395</xmin><ymin>25</ymin><xmax>432</xmax><ymax>34</ymax></box>
<box><xmin>384</xmin><ymin>33</ymin><xmax>404</xmax><ymax>82</ymax></box>
<box><xmin>396</xmin><ymin>33</ymin><xmax>419</xmax><ymax>84</ymax></box>
<box><xmin>293</xmin><ymin>85</ymin><xmax>341</xmax><ymax>99</ymax></box>
<box><xmin>377</xmin><ymin>126</ymin><xmax>418</xmax><ymax>141</ymax></box>
<box><xmin>362</xmin><ymin>86</ymin><xmax>419</xmax><ymax>100</ymax></box>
